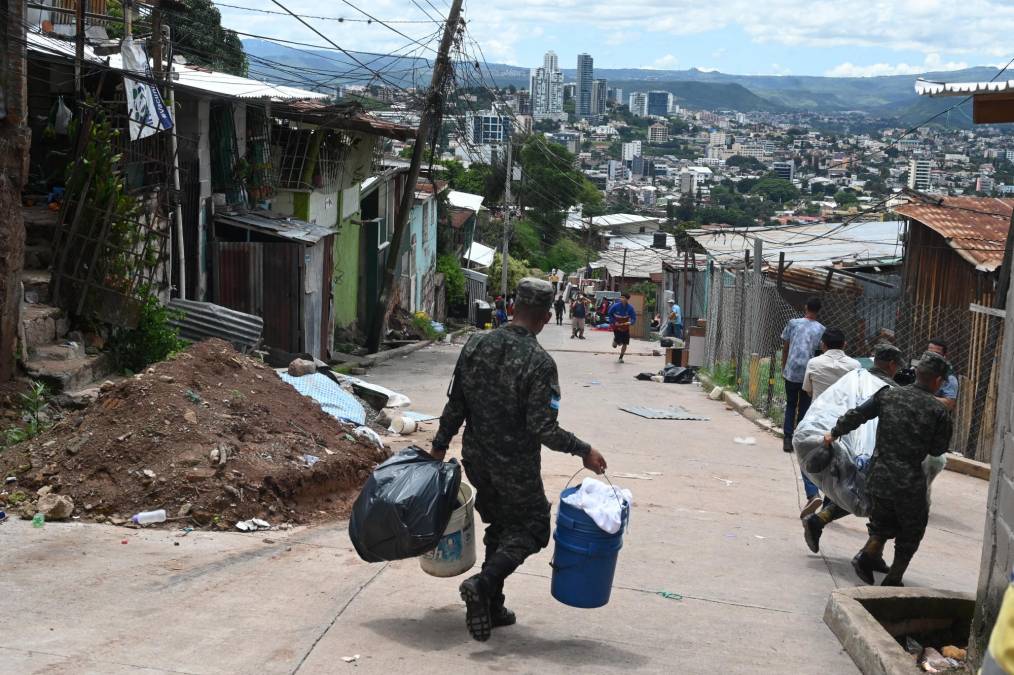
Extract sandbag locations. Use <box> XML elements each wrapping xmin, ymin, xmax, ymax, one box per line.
<box><xmin>793</xmin><ymin>369</ymin><xmax>946</xmax><ymax>517</ymax></box>
<box><xmin>349</xmin><ymin>446</ymin><xmax>461</xmax><ymax>562</ymax></box>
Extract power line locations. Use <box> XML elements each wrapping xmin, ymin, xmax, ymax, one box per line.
<box><xmin>212</xmin><ymin>2</ymin><xmax>437</xmax><ymax>24</ymax></box>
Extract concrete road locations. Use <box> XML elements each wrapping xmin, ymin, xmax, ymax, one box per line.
<box><xmin>0</xmin><ymin>322</ymin><xmax>988</xmax><ymax>674</ymax></box>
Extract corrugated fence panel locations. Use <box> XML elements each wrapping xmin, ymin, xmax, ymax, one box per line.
<box><xmin>261</xmin><ymin>243</ymin><xmax>302</xmax><ymax>353</ymax></box>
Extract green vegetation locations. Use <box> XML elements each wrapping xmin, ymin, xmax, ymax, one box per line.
<box><xmin>749</xmin><ymin>176</ymin><xmax>800</xmax><ymax>205</ymax></box>
<box><xmin>2</xmin><ymin>381</ymin><xmax>51</xmax><ymax>448</ymax></box>
<box><xmin>437</xmin><ymin>254</ymin><xmax>466</xmax><ymax>304</ymax></box>
<box><xmin>834</xmin><ymin>189</ymin><xmax>860</xmax><ymax>207</ymax></box>
<box><xmin>489</xmin><ymin>252</ymin><xmax>531</xmax><ymax>293</ymax></box>
<box><xmin>411</xmin><ymin>312</ymin><xmax>445</xmax><ymax>341</ymax></box>
<box><xmin>108</xmin><ymin>291</ymin><xmax>187</xmax><ymax>373</ymax></box>
<box><xmin>518</xmin><ymin>136</ymin><xmax>602</xmax><ymax>237</ymax></box>
<box><xmin>725</xmin><ymin>155</ymin><xmax>768</xmax><ymax>172</ymax></box>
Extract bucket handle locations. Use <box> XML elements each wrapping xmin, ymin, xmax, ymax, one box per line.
<box><xmin>564</xmin><ymin>467</ymin><xmax>626</xmax><ymax>512</ymax></box>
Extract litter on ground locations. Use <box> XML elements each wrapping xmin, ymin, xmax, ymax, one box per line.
<box><xmin>619</xmin><ymin>405</ymin><xmax>709</xmax><ymax>421</ymax></box>
<box><xmin>733</xmin><ymin>436</ymin><xmax>757</xmax><ymax>445</ymax></box>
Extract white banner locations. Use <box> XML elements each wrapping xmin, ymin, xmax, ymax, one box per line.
<box><xmin>121</xmin><ymin>37</ymin><xmax>173</xmax><ymax>141</ymax></box>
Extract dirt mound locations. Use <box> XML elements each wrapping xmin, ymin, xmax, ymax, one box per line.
<box><xmin>0</xmin><ymin>339</ymin><xmax>388</xmax><ymax>528</ymax></box>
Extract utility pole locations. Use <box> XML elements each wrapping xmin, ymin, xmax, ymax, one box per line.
<box><xmin>619</xmin><ymin>247</ymin><xmax>627</xmax><ymax>291</ymax></box>
<box><xmin>500</xmin><ymin>133</ymin><xmax>511</xmax><ymax>296</ymax></box>
<box><xmin>74</xmin><ymin>0</ymin><xmax>86</xmax><ymax>94</ymax></box>
<box><xmin>366</xmin><ymin>0</ymin><xmax>463</xmax><ymax>353</ymax></box>
<box><xmin>0</xmin><ymin>0</ymin><xmax>30</xmax><ymax>381</ymax></box>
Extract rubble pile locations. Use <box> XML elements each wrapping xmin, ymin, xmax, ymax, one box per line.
<box><xmin>0</xmin><ymin>339</ymin><xmax>388</xmax><ymax>528</ymax></box>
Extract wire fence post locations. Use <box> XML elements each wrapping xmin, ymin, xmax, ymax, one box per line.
<box><xmin>734</xmin><ymin>268</ymin><xmax>745</xmax><ymax>392</ymax></box>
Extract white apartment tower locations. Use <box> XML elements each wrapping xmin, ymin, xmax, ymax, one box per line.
<box><xmin>628</xmin><ymin>92</ymin><xmax>648</xmax><ymax>117</ymax></box>
<box><xmin>908</xmin><ymin>159</ymin><xmax>933</xmax><ymax>191</ymax></box>
<box><xmin>529</xmin><ymin>51</ymin><xmax>565</xmax><ymax>121</ymax></box>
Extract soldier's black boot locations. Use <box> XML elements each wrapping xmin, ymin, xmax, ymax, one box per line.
<box><xmin>459</xmin><ymin>575</ymin><xmax>493</xmax><ymax>642</ymax></box>
<box><xmin>491</xmin><ymin>604</ymin><xmax>516</xmax><ymax>628</ymax></box>
<box><xmin>852</xmin><ymin>537</ymin><xmax>885</xmax><ymax>585</ymax></box>
<box><xmin>802</xmin><ymin>514</ymin><xmax>824</xmax><ymax>553</ymax></box>
<box><xmin>882</xmin><ymin>547</ymin><xmax>916</xmax><ymax>587</ymax></box>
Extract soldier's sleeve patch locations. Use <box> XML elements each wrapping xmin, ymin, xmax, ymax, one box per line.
<box><xmin>550</xmin><ymin>396</ymin><xmax>561</xmax><ymax>410</ymax></box>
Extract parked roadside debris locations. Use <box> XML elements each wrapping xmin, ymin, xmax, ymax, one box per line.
<box><xmin>132</xmin><ymin>509</ymin><xmax>167</xmax><ymax>525</ymax></box>
<box><xmin>236</xmin><ymin>518</ymin><xmax>271</xmax><ymax>532</ymax></box>
<box><xmin>0</xmin><ymin>339</ymin><xmax>387</xmax><ymax>529</ymax></box>
<box><xmin>656</xmin><ymin>591</ymin><xmax>683</xmax><ymax>601</ymax></box>
<box><xmin>390</xmin><ymin>416</ymin><xmax>417</xmax><ymax>435</ymax></box>
<box><xmin>619</xmin><ymin>405</ymin><xmax>709</xmax><ymax>421</ymax></box>
<box><xmin>32</xmin><ymin>513</ymin><xmax>44</xmax><ymax>528</ymax></box>
<box><xmin>733</xmin><ymin>436</ymin><xmax>757</xmax><ymax>445</ymax></box>
<box><xmin>341</xmin><ymin>655</ymin><xmax>360</xmax><ymax>664</ymax></box>
<box><xmin>353</xmin><ymin>426</ymin><xmax>384</xmax><ymax>449</ymax></box>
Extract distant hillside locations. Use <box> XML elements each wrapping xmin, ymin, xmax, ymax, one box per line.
<box><xmin>242</xmin><ymin>39</ymin><xmax>998</xmax><ymax>122</ymax></box>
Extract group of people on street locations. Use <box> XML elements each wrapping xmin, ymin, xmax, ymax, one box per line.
<box><xmin>780</xmin><ymin>297</ymin><xmax>957</xmax><ymax>587</ymax></box>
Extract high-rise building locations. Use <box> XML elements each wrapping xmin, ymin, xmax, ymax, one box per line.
<box><xmin>648</xmin><ymin>122</ymin><xmax>669</xmax><ymax>145</ymax></box>
<box><xmin>646</xmin><ymin>91</ymin><xmax>671</xmax><ymax>117</ymax></box>
<box><xmin>576</xmin><ymin>54</ymin><xmax>594</xmax><ymax>119</ymax></box>
<box><xmin>908</xmin><ymin>159</ymin><xmax>933</xmax><ymax>191</ymax></box>
<box><xmin>466</xmin><ymin>108</ymin><xmax>511</xmax><ymax>145</ymax></box>
<box><xmin>591</xmin><ymin>79</ymin><xmax>607</xmax><ymax>116</ymax></box>
<box><xmin>772</xmin><ymin>160</ymin><xmax>795</xmax><ymax>181</ymax></box>
<box><xmin>621</xmin><ymin>140</ymin><xmax>642</xmax><ymax>162</ymax></box>
<box><xmin>628</xmin><ymin>92</ymin><xmax>648</xmax><ymax>117</ymax></box>
<box><xmin>529</xmin><ymin>51</ymin><xmax>565</xmax><ymax>120</ymax></box>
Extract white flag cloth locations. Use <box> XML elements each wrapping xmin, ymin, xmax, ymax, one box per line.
<box><xmin>121</xmin><ymin>37</ymin><xmax>173</xmax><ymax>141</ymax></box>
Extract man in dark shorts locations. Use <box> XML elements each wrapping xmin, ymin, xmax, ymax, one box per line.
<box><xmin>553</xmin><ymin>295</ymin><xmax>566</xmax><ymax>326</ymax></box>
<box><xmin>608</xmin><ymin>293</ymin><xmax>637</xmax><ymax>363</ymax></box>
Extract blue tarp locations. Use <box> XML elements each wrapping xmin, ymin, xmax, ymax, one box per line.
<box><xmin>276</xmin><ymin>372</ymin><xmax>366</xmax><ymax>426</ymax></box>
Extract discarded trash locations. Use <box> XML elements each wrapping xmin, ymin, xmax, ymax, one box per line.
<box><xmin>185</xmin><ymin>389</ymin><xmax>203</xmax><ymax>404</ymax></box>
<box><xmin>32</xmin><ymin>513</ymin><xmax>44</xmax><ymax>528</ymax></box>
<box><xmin>132</xmin><ymin>509</ymin><xmax>167</xmax><ymax>525</ymax></box>
<box><xmin>656</xmin><ymin>591</ymin><xmax>683</xmax><ymax>600</ymax></box>
<box><xmin>236</xmin><ymin>518</ymin><xmax>271</xmax><ymax>532</ymax></box>
<box><xmin>302</xmin><ymin>454</ymin><xmax>321</xmax><ymax>467</ymax></box>
<box><xmin>619</xmin><ymin>405</ymin><xmax>709</xmax><ymax>421</ymax></box>
<box><xmin>277</xmin><ymin>372</ymin><xmax>366</xmax><ymax>425</ymax></box>
<box><xmin>919</xmin><ymin>647</ymin><xmax>954</xmax><ymax>672</ymax></box>
<box><xmin>561</xmin><ymin>477</ymin><xmax>632</xmax><ymax>534</ymax></box>
<box><xmin>4</xmin><ymin>476</ymin><xmax>15</xmax><ymax>484</ymax></box>
<box><xmin>0</xmin><ymin>510</ymin><xmax>6</xmax><ymax>523</ymax></box>
<box><xmin>712</xmin><ymin>476</ymin><xmax>735</xmax><ymax>486</ymax></box>
<box><xmin>754</xmin><ymin>535</ymin><xmax>766</xmax><ymax>540</ymax></box>
<box><xmin>341</xmin><ymin>655</ymin><xmax>360</xmax><ymax>664</ymax></box>
<box><xmin>121</xmin><ymin>539</ymin><xmax>128</xmax><ymax>544</ymax></box>
<box><xmin>348</xmin><ymin>378</ymin><xmax>411</xmax><ymax>409</ymax></box>
<box><xmin>390</xmin><ymin>416</ymin><xmax>417</xmax><ymax>435</ymax></box>
<box><xmin>905</xmin><ymin>637</ymin><xmax>923</xmax><ymax>656</ymax></box>
<box><xmin>650</xmin><ymin>375</ymin><xmax>664</xmax><ymax>383</ymax></box>
<box><xmin>733</xmin><ymin>436</ymin><xmax>757</xmax><ymax>445</ymax></box>
<box><xmin>353</xmin><ymin>426</ymin><xmax>384</xmax><ymax>449</ymax></box>
<box><xmin>940</xmin><ymin>646</ymin><xmax>966</xmax><ymax>661</ymax></box>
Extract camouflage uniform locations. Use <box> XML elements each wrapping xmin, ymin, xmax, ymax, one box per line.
<box><xmin>433</xmin><ymin>278</ymin><xmax>590</xmax><ymax>610</ymax></box>
<box><xmin>830</xmin><ymin>352</ymin><xmax>953</xmax><ymax>584</ymax></box>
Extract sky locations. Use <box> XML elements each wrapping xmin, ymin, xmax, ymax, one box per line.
<box><xmin>216</xmin><ymin>0</ymin><xmax>1014</xmax><ymax>78</ymax></box>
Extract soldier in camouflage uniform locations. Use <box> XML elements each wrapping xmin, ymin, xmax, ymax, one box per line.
<box><xmin>823</xmin><ymin>351</ymin><xmax>953</xmax><ymax>586</ymax></box>
<box><xmin>431</xmin><ymin>277</ymin><xmax>608</xmax><ymax>642</ymax></box>
<box><xmin>802</xmin><ymin>343</ymin><xmax>906</xmax><ymax>557</ymax></box>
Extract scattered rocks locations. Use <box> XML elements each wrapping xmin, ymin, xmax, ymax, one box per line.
<box><xmin>287</xmin><ymin>358</ymin><xmax>316</xmax><ymax>377</ymax></box>
<box><xmin>100</xmin><ymin>380</ymin><xmax>116</xmax><ymax>393</ymax></box>
<box><xmin>183</xmin><ymin>410</ymin><xmax>198</xmax><ymax>425</ymax></box>
<box><xmin>37</xmin><ymin>493</ymin><xmax>74</xmax><ymax>520</ymax></box>
<box><xmin>142</xmin><ymin>469</ymin><xmax>156</xmax><ymax>479</ymax></box>
<box><xmin>158</xmin><ymin>375</ymin><xmax>175</xmax><ymax>383</ymax></box>
<box><xmin>178</xmin><ymin>503</ymin><xmax>193</xmax><ymax>518</ymax></box>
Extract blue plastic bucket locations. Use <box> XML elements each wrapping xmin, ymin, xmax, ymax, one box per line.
<box><xmin>550</xmin><ymin>486</ymin><xmax>628</xmax><ymax>608</ymax></box>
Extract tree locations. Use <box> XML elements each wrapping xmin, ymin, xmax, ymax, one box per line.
<box><xmin>750</xmin><ymin>176</ymin><xmax>800</xmax><ymax>205</ymax></box>
<box><xmin>726</xmin><ymin>155</ymin><xmax>767</xmax><ymax>172</ymax></box>
<box><xmin>489</xmin><ymin>252</ymin><xmax>529</xmax><ymax>292</ymax></box>
<box><xmin>518</xmin><ymin>137</ymin><xmax>598</xmax><ymax>236</ymax></box>
<box><xmin>162</xmin><ymin>0</ymin><xmax>248</xmax><ymax>75</ymax></box>
<box><xmin>834</xmin><ymin>190</ymin><xmax>860</xmax><ymax>207</ymax></box>
<box><xmin>544</xmin><ymin>237</ymin><xmax>592</xmax><ymax>275</ymax></box>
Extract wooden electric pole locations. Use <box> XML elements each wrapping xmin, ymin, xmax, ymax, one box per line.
<box><xmin>0</xmin><ymin>0</ymin><xmax>30</xmax><ymax>381</ymax></box>
<box><xmin>500</xmin><ymin>133</ymin><xmax>511</xmax><ymax>297</ymax></box>
<box><xmin>366</xmin><ymin>0</ymin><xmax>463</xmax><ymax>353</ymax></box>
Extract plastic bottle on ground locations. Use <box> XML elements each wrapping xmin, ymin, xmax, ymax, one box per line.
<box><xmin>132</xmin><ymin>509</ymin><xmax>167</xmax><ymax>525</ymax></box>
<box><xmin>32</xmin><ymin>513</ymin><xmax>44</xmax><ymax>528</ymax></box>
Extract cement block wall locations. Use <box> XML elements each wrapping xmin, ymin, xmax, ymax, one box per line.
<box><xmin>972</xmin><ymin>268</ymin><xmax>1014</xmax><ymax>662</ymax></box>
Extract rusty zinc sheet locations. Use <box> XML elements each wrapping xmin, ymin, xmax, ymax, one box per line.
<box><xmin>893</xmin><ymin>197</ymin><xmax>1014</xmax><ymax>272</ymax></box>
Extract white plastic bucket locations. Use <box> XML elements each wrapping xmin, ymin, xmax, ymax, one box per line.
<box><xmin>420</xmin><ymin>482</ymin><xmax>476</xmax><ymax>577</ymax></box>
<box><xmin>390</xmin><ymin>416</ymin><xmax>417</xmax><ymax>435</ymax></box>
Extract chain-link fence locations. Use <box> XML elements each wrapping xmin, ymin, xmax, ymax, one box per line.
<box><xmin>701</xmin><ymin>263</ymin><xmax>1005</xmax><ymax>462</ymax></box>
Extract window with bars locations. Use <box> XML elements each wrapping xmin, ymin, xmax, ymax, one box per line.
<box><xmin>271</xmin><ymin>125</ymin><xmax>356</xmax><ymax>192</ymax></box>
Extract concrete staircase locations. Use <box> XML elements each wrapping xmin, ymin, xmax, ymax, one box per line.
<box><xmin>20</xmin><ymin>204</ymin><xmax>113</xmax><ymax>393</ymax></box>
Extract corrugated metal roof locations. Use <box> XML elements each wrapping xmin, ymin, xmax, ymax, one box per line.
<box><xmin>464</xmin><ymin>242</ymin><xmax>496</xmax><ymax>268</ymax></box>
<box><xmin>893</xmin><ymin>196</ymin><xmax>1013</xmax><ymax>271</ymax></box>
<box><xmin>688</xmin><ymin>220</ymin><xmax>905</xmax><ymax>270</ymax></box>
<box><xmin>447</xmin><ymin>191</ymin><xmax>485</xmax><ymax>213</ymax></box>
<box><xmin>915</xmin><ymin>78</ymin><xmax>1014</xmax><ymax>97</ymax></box>
<box><xmin>590</xmin><ymin>213</ymin><xmax>663</xmax><ymax>228</ymax></box>
<box><xmin>168</xmin><ymin>299</ymin><xmax>263</xmax><ymax>351</ymax></box>
<box><xmin>215</xmin><ymin>209</ymin><xmax>334</xmax><ymax>244</ymax></box>
<box><xmin>273</xmin><ymin>101</ymin><xmax>416</xmax><ymax>140</ymax></box>
<box><xmin>593</xmin><ymin>247</ymin><xmax>682</xmax><ymax>280</ymax></box>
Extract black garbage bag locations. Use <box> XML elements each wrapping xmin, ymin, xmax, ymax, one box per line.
<box><xmin>662</xmin><ymin>365</ymin><xmax>697</xmax><ymax>384</ymax></box>
<box><xmin>348</xmin><ymin>446</ymin><xmax>462</xmax><ymax>562</ymax></box>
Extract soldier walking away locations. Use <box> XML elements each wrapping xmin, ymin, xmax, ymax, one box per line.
<box><xmin>801</xmin><ymin>343</ymin><xmax>904</xmax><ymax>558</ymax></box>
<box><xmin>608</xmin><ymin>293</ymin><xmax>637</xmax><ymax>363</ymax></box>
<box><xmin>555</xmin><ymin>293</ymin><xmax>571</xmax><ymax>326</ymax></box>
<box><xmin>431</xmin><ymin>277</ymin><xmax>608</xmax><ymax>642</ymax></box>
<box><xmin>823</xmin><ymin>352</ymin><xmax>953</xmax><ymax>587</ymax></box>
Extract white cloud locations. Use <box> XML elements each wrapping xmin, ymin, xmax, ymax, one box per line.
<box><xmin>825</xmin><ymin>53</ymin><xmax>970</xmax><ymax>77</ymax></box>
<box><xmin>642</xmin><ymin>54</ymin><xmax>680</xmax><ymax>70</ymax></box>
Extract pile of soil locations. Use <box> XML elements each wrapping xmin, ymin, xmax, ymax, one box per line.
<box><xmin>0</xmin><ymin>339</ymin><xmax>388</xmax><ymax>528</ymax></box>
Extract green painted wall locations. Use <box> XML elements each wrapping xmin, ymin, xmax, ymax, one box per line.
<box><xmin>334</xmin><ymin>216</ymin><xmax>360</xmax><ymax>329</ymax></box>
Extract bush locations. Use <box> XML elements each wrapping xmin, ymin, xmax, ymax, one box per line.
<box><xmin>109</xmin><ymin>292</ymin><xmax>187</xmax><ymax>373</ymax></box>
<box><xmin>2</xmin><ymin>380</ymin><xmax>51</xmax><ymax>448</ymax></box>
<box><xmin>412</xmin><ymin>312</ymin><xmax>445</xmax><ymax>341</ymax></box>
<box><xmin>437</xmin><ymin>254</ymin><xmax>466</xmax><ymax>305</ymax></box>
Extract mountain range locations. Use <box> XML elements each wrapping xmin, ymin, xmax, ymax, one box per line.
<box><xmin>244</xmin><ymin>39</ymin><xmax>998</xmax><ymax>126</ymax></box>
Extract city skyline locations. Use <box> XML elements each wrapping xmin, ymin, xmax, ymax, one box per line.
<box><xmin>216</xmin><ymin>0</ymin><xmax>1014</xmax><ymax>78</ymax></box>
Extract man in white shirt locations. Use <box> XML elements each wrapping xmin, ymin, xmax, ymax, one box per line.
<box><xmin>798</xmin><ymin>328</ymin><xmax>860</xmax><ymax>518</ymax></box>
<box><xmin>802</xmin><ymin>328</ymin><xmax>861</xmax><ymax>401</ymax></box>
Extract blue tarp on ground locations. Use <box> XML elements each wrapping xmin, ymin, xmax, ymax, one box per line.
<box><xmin>276</xmin><ymin>372</ymin><xmax>366</xmax><ymax>426</ymax></box>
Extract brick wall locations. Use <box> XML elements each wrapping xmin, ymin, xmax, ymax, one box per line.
<box><xmin>972</xmin><ymin>268</ymin><xmax>1014</xmax><ymax>662</ymax></box>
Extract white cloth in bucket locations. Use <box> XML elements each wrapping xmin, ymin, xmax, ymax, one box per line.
<box><xmin>561</xmin><ymin>477</ymin><xmax>632</xmax><ymax>535</ymax></box>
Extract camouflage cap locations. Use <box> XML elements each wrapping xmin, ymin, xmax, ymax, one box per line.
<box><xmin>916</xmin><ymin>350</ymin><xmax>951</xmax><ymax>378</ymax></box>
<box><xmin>515</xmin><ymin>277</ymin><xmax>554</xmax><ymax>309</ymax></box>
<box><xmin>873</xmin><ymin>343</ymin><xmax>904</xmax><ymax>364</ymax></box>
